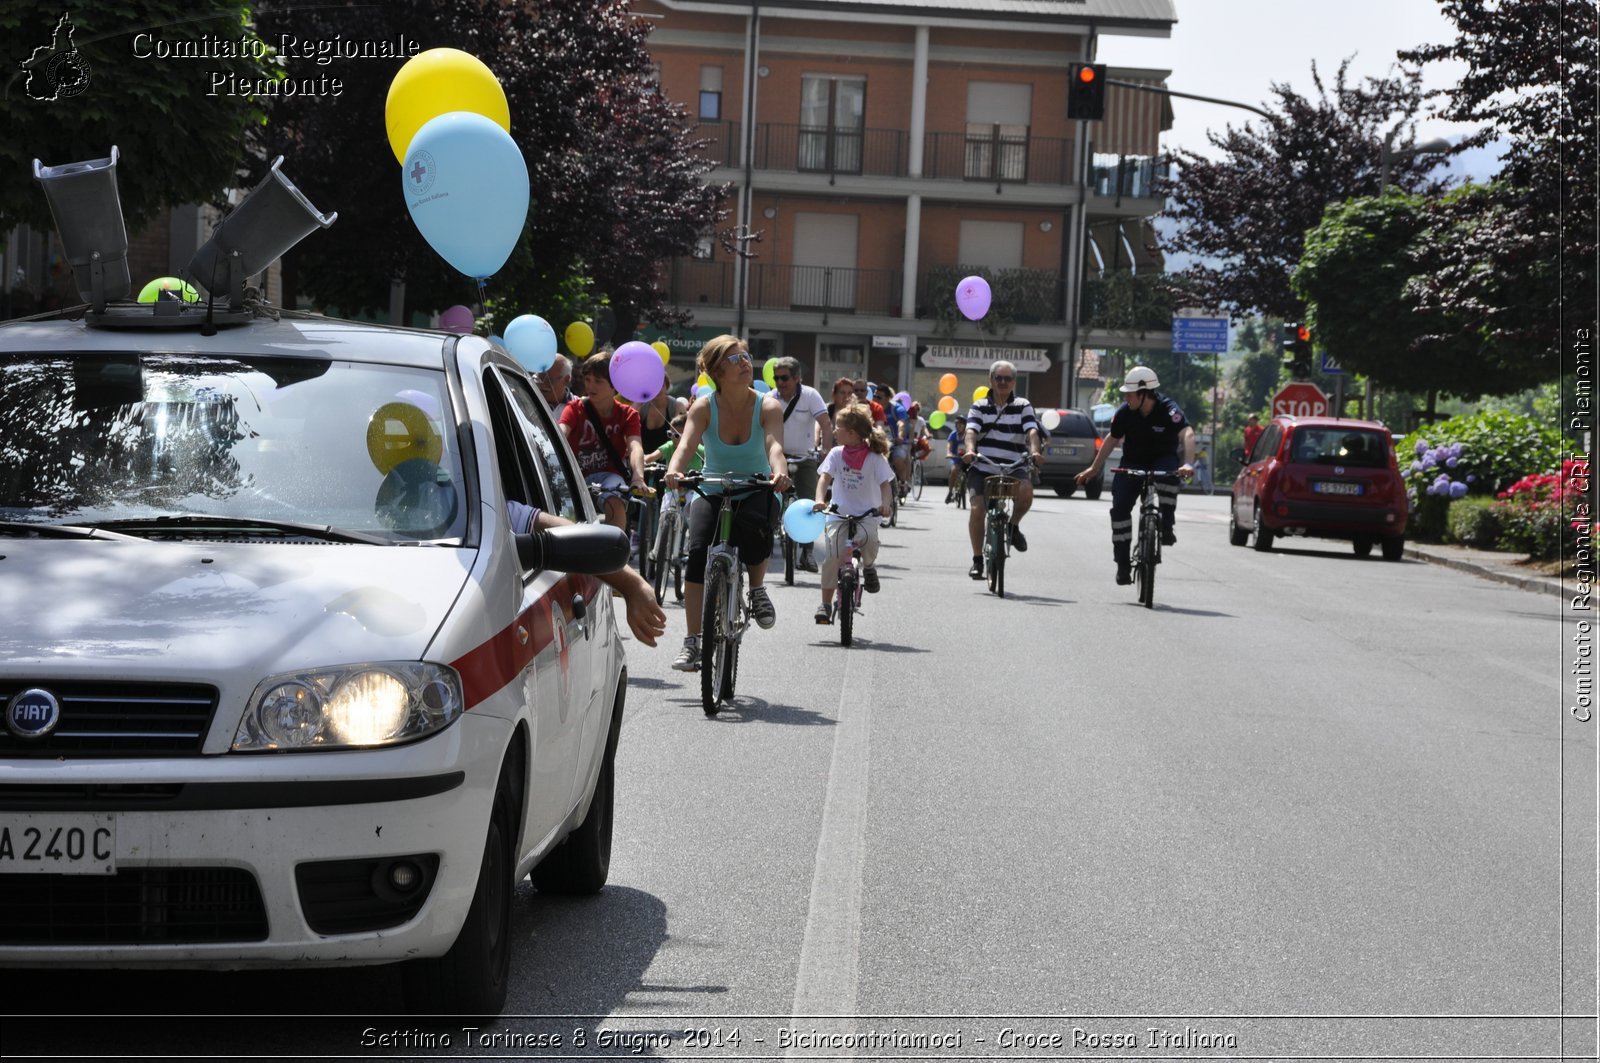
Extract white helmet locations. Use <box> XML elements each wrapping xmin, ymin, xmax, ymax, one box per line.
<box><xmin>1120</xmin><ymin>366</ymin><xmax>1161</xmax><ymax>393</ymax></box>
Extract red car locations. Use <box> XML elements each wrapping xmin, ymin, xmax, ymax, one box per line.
<box><xmin>1230</xmin><ymin>415</ymin><xmax>1409</xmax><ymax>559</ymax></box>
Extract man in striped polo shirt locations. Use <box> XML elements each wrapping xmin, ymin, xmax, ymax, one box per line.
<box><xmin>959</xmin><ymin>360</ymin><xmax>1045</xmax><ymax>579</ymax></box>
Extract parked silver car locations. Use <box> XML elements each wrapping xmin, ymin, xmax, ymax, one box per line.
<box><xmin>1038</xmin><ymin>408</ymin><xmax>1106</xmax><ymax>499</ymax></box>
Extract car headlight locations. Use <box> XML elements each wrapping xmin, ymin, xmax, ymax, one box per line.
<box><xmin>233</xmin><ymin>663</ymin><xmax>463</xmax><ymax>752</ymax></box>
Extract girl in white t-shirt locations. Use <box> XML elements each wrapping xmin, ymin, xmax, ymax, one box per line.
<box><xmin>811</xmin><ymin>403</ymin><xmax>896</xmax><ymax>624</ymax></box>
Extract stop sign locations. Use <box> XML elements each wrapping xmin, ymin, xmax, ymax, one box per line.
<box><xmin>1272</xmin><ymin>382</ymin><xmax>1328</xmax><ymax>418</ymax></box>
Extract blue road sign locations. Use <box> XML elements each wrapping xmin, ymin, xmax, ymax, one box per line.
<box><xmin>1321</xmin><ymin>352</ymin><xmax>1344</xmax><ymax>374</ymax></box>
<box><xmin>1171</xmin><ymin>316</ymin><xmax>1229</xmax><ymax>354</ymax></box>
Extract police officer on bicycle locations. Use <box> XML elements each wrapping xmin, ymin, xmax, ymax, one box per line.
<box><xmin>1075</xmin><ymin>366</ymin><xmax>1195</xmax><ymax>585</ymax></box>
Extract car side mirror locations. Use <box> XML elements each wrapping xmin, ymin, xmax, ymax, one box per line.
<box><xmin>515</xmin><ymin>523</ymin><xmax>629</xmax><ymax>575</ymax></box>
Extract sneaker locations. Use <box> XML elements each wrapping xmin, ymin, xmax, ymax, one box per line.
<box><xmin>1010</xmin><ymin>524</ymin><xmax>1028</xmax><ymax>552</ymax></box>
<box><xmin>749</xmin><ymin>586</ymin><xmax>776</xmax><ymax>629</ymax></box>
<box><xmin>863</xmin><ymin>565</ymin><xmax>880</xmax><ymax>593</ymax></box>
<box><xmin>814</xmin><ymin>603</ymin><xmax>833</xmax><ymax>625</ymax></box>
<box><xmin>1115</xmin><ymin>564</ymin><xmax>1133</xmax><ymax>586</ymax></box>
<box><xmin>671</xmin><ymin>636</ymin><xmax>700</xmax><ymax>671</ymax></box>
<box><xmin>1161</xmin><ymin>528</ymin><xmax>1177</xmax><ymax>547</ymax></box>
<box><xmin>968</xmin><ymin>558</ymin><xmax>985</xmax><ymax>580</ymax></box>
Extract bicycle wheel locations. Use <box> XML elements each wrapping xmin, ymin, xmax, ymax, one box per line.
<box><xmin>986</xmin><ymin>509</ymin><xmax>1006</xmax><ymax>598</ymax></box>
<box><xmin>718</xmin><ymin>575</ymin><xmax>741</xmax><ymax>703</ymax></box>
<box><xmin>1138</xmin><ymin>510</ymin><xmax>1158</xmax><ymax>608</ymax></box>
<box><xmin>911</xmin><ymin>461</ymin><xmax>924</xmax><ymax>501</ymax></box>
<box><xmin>650</xmin><ymin>511</ymin><xmax>674</xmax><ymax>604</ymax></box>
<box><xmin>700</xmin><ymin>558</ymin><xmax>731</xmax><ymax>716</ymax></box>
<box><xmin>782</xmin><ymin>528</ymin><xmax>795</xmax><ymax>586</ymax></box>
<box><xmin>838</xmin><ymin>569</ymin><xmax>855</xmax><ymax>647</ymax></box>
<box><xmin>888</xmin><ymin>488</ymin><xmax>898</xmax><ymax>527</ymax></box>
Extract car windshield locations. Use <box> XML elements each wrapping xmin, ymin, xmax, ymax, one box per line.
<box><xmin>0</xmin><ymin>351</ymin><xmax>467</xmax><ymax>543</ymax></box>
<box><xmin>1287</xmin><ymin>427</ymin><xmax>1390</xmax><ymax>469</ymax></box>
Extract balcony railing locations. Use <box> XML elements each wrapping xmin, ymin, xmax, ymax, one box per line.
<box><xmin>922</xmin><ymin>130</ymin><xmax>1072</xmax><ymax>185</ymax></box>
<box><xmin>1089</xmin><ymin>153</ymin><xmax>1169</xmax><ymax>199</ymax></box>
<box><xmin>687</xmin><ymin>121</ymin><xmax>1076</xmax><ymax>186</ymax></box>
<box><xmin>663</xmin><ymin>260</ymin><xmax>1177</xmax><ymax>334</ymax></box>
<box><xmin>665</xmin><ymin>260</ymin><xmax>904</xmax><ymax>317</ymax></box>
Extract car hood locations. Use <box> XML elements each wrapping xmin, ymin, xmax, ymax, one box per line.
<box><xmin>0</xmin><ymin>541</ymin><xmax>473</xmax><ymax>672</ymax></box>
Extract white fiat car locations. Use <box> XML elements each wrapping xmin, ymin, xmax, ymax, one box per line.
<box><xmin>0</xmin><ymin>310</ymin><xmax>630</xmax><ymax>1015</ymax></box>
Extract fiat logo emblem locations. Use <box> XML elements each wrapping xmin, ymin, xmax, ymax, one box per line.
<box><xmin>6</xmin><ymin>688</ymin><xmax>62</xmax><ymax>740</ymax></box>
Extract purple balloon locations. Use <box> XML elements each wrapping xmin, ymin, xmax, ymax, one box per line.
<box><xmin>955</xmin><ymin>275</ymin><xmax>992</xmax><ymax>321</ymax></box>
<box><xmin>610</xmin><ymin>340</ymin><xmax>665</xmax><ymax>403</ymax></box>
<box><xmin>439</xmin><ymin>304</ymin><xmax>475</xmax><ymax>333</ymax></box>
<box><xmin>895</xmin><ymin>391</ymin><xmax>912</xmax><ymax>410</ymax></box>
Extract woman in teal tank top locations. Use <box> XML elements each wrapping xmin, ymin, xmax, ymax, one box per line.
<box><xmin>663</xmin><ymin>336</ymin><xmax>791</xmax><ymax>671</ymax></box>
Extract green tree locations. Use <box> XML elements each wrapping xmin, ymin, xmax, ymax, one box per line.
<box><xmin>256</xmin><ymin>0</ymin><xmax>729</xmax><ymax>334</ymax></box>
<box><xmin>1158</xmin><ymin>60</ymin><xmax>1441</xmax><ymax>319</ymax></box>
<box><xmin>0</xmin><ymin>4</ymin><xmax>278</xmax><ymax>235</ymax></box>
<box><xmin>1402</xmin><ymin>0</ymin><xmax>1596</xmax><ymax>345</ymax></box>
<box><xmin>1294</xmin><ymin>188</ymin><xmax>1551</xmax><ymax>406</ymax></box>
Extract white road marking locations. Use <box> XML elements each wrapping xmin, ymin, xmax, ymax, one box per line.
<box><xmin>788</xmin><ymin>652</ymin><xmax>870</xmax><ymax>1043</ymax></box>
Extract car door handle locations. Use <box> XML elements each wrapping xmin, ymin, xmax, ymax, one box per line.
<box><xmin>571</xmin><ymin>593</ymin><xmax>589</xmax><ymax>640</ymax></box>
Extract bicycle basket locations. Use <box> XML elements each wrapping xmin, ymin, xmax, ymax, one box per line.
<box><xmin>987</xmin><ymin>475</ymin><xmax>1023</xmax><ymax>499</ymax></box>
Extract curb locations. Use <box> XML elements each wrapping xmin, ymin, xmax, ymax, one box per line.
<box><xmin>1405</xmin><ymin>547</ymin><xmax>1567</xmax><ymax>598</ymax></box>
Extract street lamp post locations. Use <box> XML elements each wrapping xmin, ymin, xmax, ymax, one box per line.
<box><xmin>1379</xmin><ymin>132</ymin><xmax>1452</xmax><ymax>190</ymax></box>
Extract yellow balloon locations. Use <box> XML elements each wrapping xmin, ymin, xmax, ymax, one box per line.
<box><xmin>973</xmin><ymin>386</ymin><xmax>989</xmax><ymax>401</ymax></box>
<box><xmin>367</xmin><ymin>402</ymin><xmax>443</xmax><ymax>475</ymax></box>
<box><xmin>386</xmin><ymin>49</ymin><xmax>511</xmax><ymax>163</ymax></box>
<box><xmin>696</xmin><ymin>373</ymin><xmax>712</xmax><ymax>389</ymax></box>
<box><xmin>565</xmin><ymin>321</ymin><xmax>594</xmax><ymax>358</ymax></box>
<box><xmin>938</xmin><ymin>372</ymin><xmax>958</xmax><ymax>395</ymax></box>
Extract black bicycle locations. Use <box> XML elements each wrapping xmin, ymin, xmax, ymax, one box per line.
<box><xmin>1112</xmin><ymin>467</ymin><xmax>1180</xmax><ymax>609</ymax></box>
<box><xmin>820</xmin><ymin>504</ymin><xmax>880</xmax><ymax>647</ymax></box>
<box><xmin>678</xmin><ymin>471</ymin><xmax>773</xmax><ymax>716</ymax></box>
<box><xmin>976</xmin><ymin>457</ymin><xmax>1031</xmax><ymax>599</ymax></box>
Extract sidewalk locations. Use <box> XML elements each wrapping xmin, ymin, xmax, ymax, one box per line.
<box><xmin>1405</xmin><ymin>542</ymin><xmax>1568</xmax><ymax>598</ymax></box>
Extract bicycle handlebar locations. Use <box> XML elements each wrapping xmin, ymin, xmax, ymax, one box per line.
<box><xmin>1110</xmin><ymin>467</ymin><xmax>1187</xmax><ymax>479</ymax></box>
<box><xmin>676</xmin><ymin>471</ymin><xmax>774</xmax><ymax>499</ymax></box>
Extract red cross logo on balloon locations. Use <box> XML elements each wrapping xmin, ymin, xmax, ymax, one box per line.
<box><xmin>407</xmin><ymin>150</ymin><xmax>436</xmax><ymax>195</ymax></box>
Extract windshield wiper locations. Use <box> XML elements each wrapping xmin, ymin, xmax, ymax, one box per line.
<box><xmin>87</xmin><ymin>515</ymin><xmax>392</xmax><ymax>546</ymax></box>
<box><xmin>0</xmin><ymin>520</ymin><xmax>141</xmax><ymax>541</ymax></box>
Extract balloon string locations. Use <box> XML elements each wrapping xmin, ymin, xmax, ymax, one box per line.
<box><xmin>473</xmin><ymin>277</ymin><xmax>488</xmax><ymax>319</ymax></box>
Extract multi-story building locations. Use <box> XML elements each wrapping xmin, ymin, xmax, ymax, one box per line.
<box><xmin>642</xmin><ymin>0</ymin><xmax>1177</xmax><ymax>412</ymax></box>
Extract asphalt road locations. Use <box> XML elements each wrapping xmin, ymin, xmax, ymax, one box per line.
<box><xmin>19</xmin><ymin>490</ymin><xmax>1594</xmax><ymax>1062</ymax></box>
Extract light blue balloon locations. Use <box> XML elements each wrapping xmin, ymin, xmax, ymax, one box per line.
<box><xmin>488</xmin><ymin>334</ymin><xmax>504</xmax><ymax>346</ymax></box>
<box><xmin>782</xmin><ymin>497</ymin><xmax>827</xmax><ymax>544</ymax></box>
<box><xmin>403</xmin><ymin>111</ymin><xmax>529</xmax><ymax>279</ymax></box>
<box><xmin>504</xmin><ymin>314</ymin><xmax>557</xmax><ymax>372</ymax></box>
<box><xmin>753</xmin><ymin>380</ymin><xmax>771</xmax><ymax>394</ymax></box>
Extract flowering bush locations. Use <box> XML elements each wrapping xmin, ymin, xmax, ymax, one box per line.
<box><xmin>1397</xmin><ymin>412</ymin><xmax>1566</xmax><ymax>541</ymax></box>
<box><xmin>1492</xmin><ymin>460</ymin><xmax>1587</xmax><ymax>559</ymax></box>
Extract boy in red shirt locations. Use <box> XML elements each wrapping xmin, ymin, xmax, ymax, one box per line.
<box><xmin>558</xmin><ymin>348</ymin><xmax>648</xmax><ymax>529</ymax></box>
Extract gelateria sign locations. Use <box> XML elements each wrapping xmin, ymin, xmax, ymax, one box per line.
<box><xmin>920</xmin><ymin>345</ymin><xmax>1051</xmax><ymax>372</ymax></box>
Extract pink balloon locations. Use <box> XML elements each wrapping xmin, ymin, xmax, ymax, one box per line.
<box><xmin>955</xmin><ymin>276</ymin><xmax>991</xmax><ymax>321</ymax></box>
<box><xmin>440</xmin><ymin>304</ymin><xmax>475</xmax><ymax>333</ymax></box>
<box><xmin>610</xmin><ymin>340</ymin><xmax>666</xmax><ymax>403</ymax></box>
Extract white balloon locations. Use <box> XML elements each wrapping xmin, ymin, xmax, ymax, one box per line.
<box><xmin>1041</xmin><ymin>408</ymin><xmax>1062</xmax><ymax>431</ymax></box>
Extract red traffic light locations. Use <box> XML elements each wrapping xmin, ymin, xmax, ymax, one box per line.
<box><xmin>1077</xmin><ymin>66</ymin><xmax>1098</xmax><ymax>84</ymax></box>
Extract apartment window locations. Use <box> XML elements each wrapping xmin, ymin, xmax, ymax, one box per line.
<box><xmin>691</xmin><ymin>233</ymin><xmax>715</xmax><ymax>260</ymax></box>
<box><xmin>699</xmin><ymin>66</ymin><xmax>722</xmax><ymax>121</ymax></box>
<box><xmin>799</xmin><ymin>75</ymin><xmax>864</xmax><ymax>174</ymax></box>
<box><xmin>965</xmin><ymin>82</ymin><xmax>1031</xmax><ymax>182</ymax></box>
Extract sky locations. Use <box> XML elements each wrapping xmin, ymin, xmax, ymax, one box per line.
<box><xmin>1104</xmin><ymin>0</ymin><xmax>1500</xmax><ymax>181</ymax></box>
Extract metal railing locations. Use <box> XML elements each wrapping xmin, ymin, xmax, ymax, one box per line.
<box><xmin>1089</xmin><ymin>153</ymin><xmax>1169</xmax><ymax>199</ymax></box>
<box><xmin>687</xmin><ymin>121</ymin><xmax>1077</xmax><ymax>185</ymax></box>
<box><xmin>923</xmin><ymin>130</ymin><xmax>1073</xmax><ymax>185</ymax></box>
<box><xmin>664</xmin><ymin>260</ymin><xmax>903</xmax><ymax>317</ymax></box>
<box><xmin>663</xmin><ymin>259</ymin><xmax>1177</xmax><ymax>334</ymax></box>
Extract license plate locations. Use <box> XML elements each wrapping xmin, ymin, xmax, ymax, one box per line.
<box><xmin>0</xmin><ymin>814</ymin><xmax>116</xmax><ymax>874</ymax></box>
<box><xmin>1313</xmin><ymin>481</ymin><xmax>1363</xmax><ymax>496</ymax></box>
<box><xmin>1047</xmin><ymin>446</ymin><xmax>1078</xmax><ymax>458</ymax></box>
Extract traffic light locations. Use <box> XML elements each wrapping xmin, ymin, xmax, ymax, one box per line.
<box><xmin>1067</xmin><ymin>63</ymin><xmax>1107</xmax><ymax>121</ymax></box>
<box><xmin>1283</xmin><ymin>323</ymin><xmax>1314</xmax><ymax>378</ymax></box>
